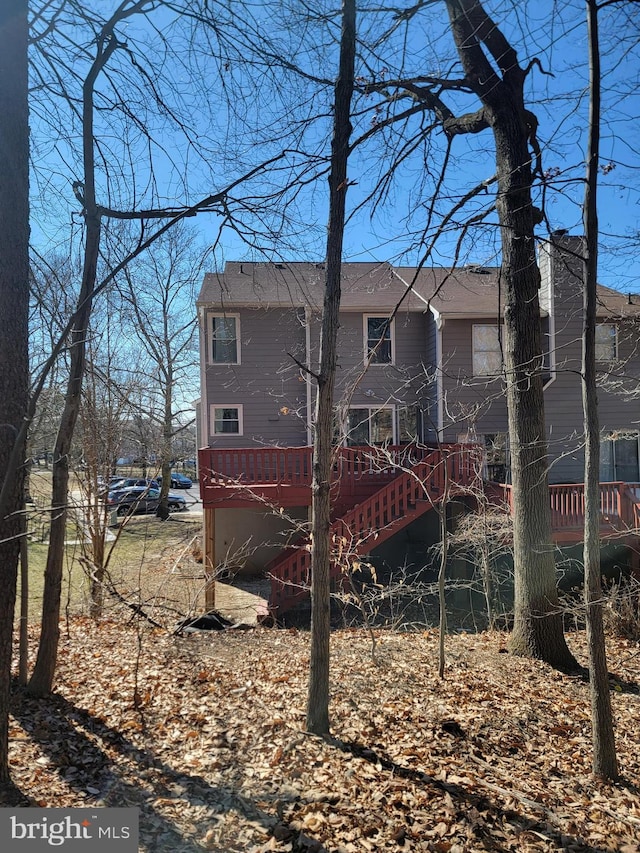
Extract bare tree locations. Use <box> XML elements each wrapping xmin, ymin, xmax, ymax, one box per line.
<box><xmin>438</xmin><ymin>0</ymin><xmax>577</xmax><ymax>669</ymax></box>
<box><xmin>306</xmin><ymin>0</ymin><xmax>356</xmax><ymax>736</ymax></box>
<box><xmin>351</xmin><ymin>0</ymin><xmax>576</xmax><ymax>667</ymax></box>
<box><xmin>77</xmin><ymin>309</ymin><xmax>139</xmax><ymax>617</ymax></box>
<box><xmin>581</xmin><ymin>0</ymin><xmax>618</xmax><ymax>780</ymax></box>
<box><xmin>115</xmin><ymin>225</ymin><xmax>202</xmax><ymax>519</ymax></box>
<box><xmin>26</xmin><ymin>0</ymin><xmax>289</xmax><ymax>697</ymax></box>
<box><xmin>0</xmin><ymin>0</ymin><xmax>29</xmax><ymax>797</ymax></box>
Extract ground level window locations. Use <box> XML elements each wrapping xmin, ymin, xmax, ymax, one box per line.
<box><xmin>483</xmin><ymin>433</ymin><xmax>509</xmax><ymax>482</ymax></box>
<box><xmin>212</xmin><ymin>405</ymin><xmax>242</xmax><ymax>435</ymax></box>
<box><xmin>600</xmin><ymin>432</ymin><xmax>639</xmax><ymax>482</ymax></box>
<box><xmin>346</xmin><ymin>407</ymin><xmax>394</xmax><ymax>446</ymax></box>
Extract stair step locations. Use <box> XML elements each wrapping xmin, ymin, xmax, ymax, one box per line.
<box><xmin>268</xmin><ymin>449</ymin><xmax>475</xmax><ymax>615</ymax></box>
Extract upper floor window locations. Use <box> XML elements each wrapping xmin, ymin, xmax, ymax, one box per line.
<box><xmin>211</xmin><ymin>405</ymin><xmax>243</xmax><ymax>435</ymax></box>
<box><xmin>595</xmin><ymin>323</ymin><xmax>617</xmax><ymax>362</ymax></box>
<box><xmin>365</xmin><ymin>315</ymin><xmax>394</xmax><ymax>364</ymax></box>
<box><xmin>210</xmin><ymin>314</ymin><xmax>239</xmax><ymax>364</ymax></box>
<box><xmin>473</xmin><ymin>324</ymin><xmax>503</xmax><ymax>377</ymax></box>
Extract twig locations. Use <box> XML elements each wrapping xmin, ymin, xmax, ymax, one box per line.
<box><xmin>469</xmin><ymin>754</ymin><xmax>564</xmax><ymax>827</ymax></box>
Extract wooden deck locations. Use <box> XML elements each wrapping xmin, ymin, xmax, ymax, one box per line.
<box><xmin>199</xmin><ymin>443</ymin><xmax>479</xmax><ymax>515</ymax></box>
<box><xmin>264</xmin><ymin>446</ymin><xmax>480</xmax><ymax>613</ymax></box>
<box><xmin>199</xmin><ymin>446</ymin><xmax>640</xmax><ymax>540</ymax></box>
<box><xmin>198</xmin><ymin>445</ymin><xmax>640</xmax><ymax>614</ymax></box>
<box><xmin>501</xmin><ymin>482</ymin><xmax>640</xmax><ymax>543</ymax></box>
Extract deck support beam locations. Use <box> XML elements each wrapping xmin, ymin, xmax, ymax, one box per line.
<box><xmin>204</xmin><ymin>507</ymin><xmax>216</xmax><ymax>610</ymax></box>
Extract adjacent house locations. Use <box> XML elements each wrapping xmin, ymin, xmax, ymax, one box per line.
<box><xmin>197</xmin><ymin>234</ymin><xmax>640</xmax><ymax>615</ymax></box>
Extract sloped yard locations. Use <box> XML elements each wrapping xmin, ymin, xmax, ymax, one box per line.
<box><xmin>7</xmin><ymin>620</ymin><xmax>640</xmax><ymax>852</ymax></box>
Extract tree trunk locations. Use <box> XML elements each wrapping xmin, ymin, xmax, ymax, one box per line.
<box><xmin>582</xmin><ymin>0</ymin><xmax>617</xmax><ymax>780</ymax></box>
<box><xmin>438</xmin><ymin>455</ymin><xmax>449</xmax><ymax>679</ymax></box>
<box><xmin>158</xmin><ymin>366</ymin><xmax>174</xmax><ymax>521</ymax></box>
<box><xmin>0</xmin><ymin>0</ymin><xmax>29</xmax><ymax>791</ymax></box>
<box><xmin>306</xmin><ymin>0</ymin><xmax>356</xmax><ymax>735</ymax></box>
<box><xmin>89</xmin><ymin>519</ymin><xmax>106</xmax><ymax>619</ymax></box>
<box><xmin>18</xmin><ymin>517</ymin><xmax>29</xmax><ymax>684</ymax></box>
<box><xmin>495</xmin><ymin>129</ymin><xmax>574</xmax><ymax>668</ymax></box>
<box><xmin>27</xmin><ymin>33</ymin><xmax>113</xmax><ymax>695</ymax></box>
<box><xmin>445</xmin><ymin>0</ymin><xmax>577</xmax><ymax>670</ymax></box>
<box><xmin>28</xmin><ymin>215</ymin><xmax>101</xmax><ymax>697</ymax></box>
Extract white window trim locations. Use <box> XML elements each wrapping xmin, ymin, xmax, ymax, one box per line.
<box><xmin>363</xmin><ymin>314</ymin><xmax>395</xmax><ymax>365</ymax></box>
<box><xmin>209</xmin><ymin>312</ymin><xmax>241</xmax><ymax>365</ymax></box>
<box><xmin>211</xmin><ymin>404</ymin><xmax>244</xmax><ymax>437</ymax></box>
<box><xmin>595</xmin><ymin>323</ymin><xmax>618</xmax><ymax>362</ymax></box>
<box><xmin>345</xmin><ymin>405</ymin><xmax>396</xmax><ymax>445</ymax></box>
<box><xmin>472</xmin><ymin>323</ymin><xmax>503</xmax><ymax>377</ymax></box>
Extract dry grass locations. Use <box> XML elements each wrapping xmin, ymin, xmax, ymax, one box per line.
<box><xmin>21</xmin><ymin>509</ymin><xmax>204</xmax><ymax>622</ymax></box>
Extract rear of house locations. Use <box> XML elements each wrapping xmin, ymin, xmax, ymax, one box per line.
<box><xmin>196</xmin><ymin>240</ymin><xmax>640</xmax><ymax>614</ymax></box>
<box><xmin>400</xmin><ymin>235</ymin><xmax>640</xmax><ymax>485</ymax></box>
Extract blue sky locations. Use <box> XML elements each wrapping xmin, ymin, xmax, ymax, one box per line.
<box><xmin>30</xmin><ymin>0</ymin><xmax>640</xmax><ymax>292</ymax></box>
<box><xmin>193</xmin><ymin>0</ymin><xmax>640</xmax><ymax>290</ymax></box>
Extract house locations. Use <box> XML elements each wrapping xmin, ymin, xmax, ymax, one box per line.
<box><xmin>397</xmin><ymin>235</ymin><xmax>640</xmax><ymax>484</ymax></box>
<box><xmin>196</xmin><ymin>234</ymin><xmax>640</xmax><ymax>614</ymax></box>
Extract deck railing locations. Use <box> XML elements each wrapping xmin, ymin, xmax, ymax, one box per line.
<box><xmin>267</xmin><ymin>445</ymin><xmax>482</xmax><ymax>613</ymax></box>
<box><xmin>201</xmin><ymin>446</ymin><xmax>313</xmax><ymax>486</ymax></box>
<box><xmin>200</xmin><ymin>443</ymin><xmax>640</xmax><ymax>532</ymax></box>
<box><xmin>199</xmin><ymin>442</ymin><xmax>480</xmax><ymax>492</ymax></box>
<box><xmin>502</xmin><ymin>481</ymin><xmax>640</xmax><ymax>531</ymax></box>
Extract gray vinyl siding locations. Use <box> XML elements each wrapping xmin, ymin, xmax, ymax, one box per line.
<box><xmin>539</xmin><ymin>236</ymin><xmax>640</xmax><ymax>483</ymax></box>
<box><xmin>439</xmin><ymin>242</ymin><xmax>640</xmax><ymax>482</ymax></box>
<box><xmin>204</xmin><ymin>308</ymin><xmax>308</xmax><ymax>446</ymax></box>
<box><xmin>332</xmin><ymin>310</ymin><xmax>431</xmax><ymax>410</ymax></box>
<box><xmin>206</xmin><ymin>307</ymin><xmax>434</xmax><ymax>447</ymax></box>
<box><xmin>423</xmin><ymin>313</ymin><xmax>438</xmax><ymax>438</ymax></box>
<box><xmin>200</xmin><ymin>253</ymin><xmax>640</xmax><ymax>477</ymax></box>
<box><xmin>598</xmin><ymin>323</ymin><xmax>640</xmax><ymax>436</ymax></box>
<box><xmin>542</xmin><ymin>242</ymin><xmax>585</xmax><ymax>482</ymax></box>
<box><xmin>439</xmin><ymin>318</ymin><xmax>508</xmax><ymax>442</ymax></box>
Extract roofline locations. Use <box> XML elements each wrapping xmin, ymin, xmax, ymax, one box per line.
<box><xmin>197</xmin><ymin>262</ymin><xmax>638</xmax><ymax>317</ymax></box>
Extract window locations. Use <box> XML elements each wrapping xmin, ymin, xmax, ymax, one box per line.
<box><xmin>473</xmin><ymin>324</ymin><xmax>503</xmax><ymax>377</ymax></box>
<box><xmin>595</xmin><ymin>324</ymin><xmax>617</xmax><ymax>362</ymax></box>
<box><xmin>346</xmin><ymin>407</ymin><xmax>394</xmax><ymax>446</ymax></box>
<box><xmin>211</xmin><ymin>405</ymin><xmax>243</xmax><ymax>436</ymax></box>
<box><xmin>600</xmin><ymin>433</ymin><xmax>639</xmax><ymax>482</ymax></box>
<box><xmin>365</xmin><ymin>316</ymin><xmax>393</xmax><ymax>364</ymax></box>
<box><xmin>483</xmin><ymin>433</ymin><xmax>509</xmax><ymax>482</ymax></box>
<box><xmin>398</xmin><ymin>406</ymin><xmax>420</xmax><ymax>444</ymax></box>
<box><xmin>210</xmin><ymin>314</ymin><xmax>239</xmax><ymax>364</ymax></box>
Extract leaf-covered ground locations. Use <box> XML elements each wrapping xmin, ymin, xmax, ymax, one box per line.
<box><xmin>7</xmin><ymin>620</ymin><xmax>640</xmax><ymax>852</ymax></box>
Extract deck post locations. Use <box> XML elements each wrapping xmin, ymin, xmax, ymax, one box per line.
<box><xmin>204</xmin><ymin>507</ymin><xmax>216</xmax><ymax>610</ymax></box>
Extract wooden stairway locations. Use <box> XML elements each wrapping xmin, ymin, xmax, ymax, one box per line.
<box><xmin>266</xmin><ymin>447</ymin><xmax>479</xmax><ymax>615</ymax></box>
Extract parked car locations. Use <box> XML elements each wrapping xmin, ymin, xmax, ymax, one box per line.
<box><xmin>107</xmin><ymin>486</ymin><xmax>187</xmax><ymax>516</ymax></box>
<box><xmin>121</xmin><ymin>477</ymin><xmax>160</xmax><ymax>489</ymax></box>
<box><xmin>101</xmin><ymin>477</ymin><xmax>159</xmax><ymax>497</ymax></box>
<box><xmin>157</xmin><ymin>472</ymin><xmax>193</xmax><ymax>489</ymax></box>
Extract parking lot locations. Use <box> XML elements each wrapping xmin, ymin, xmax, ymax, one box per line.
<box><xmin>181</xmin><ymin>483</ymin><xmax>202</xmax><ymax>516</ymax></box>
